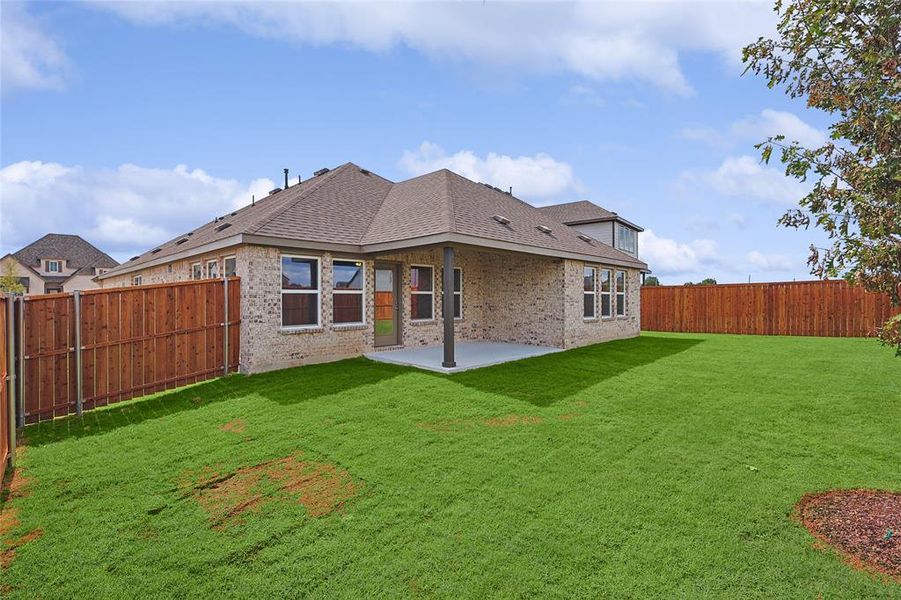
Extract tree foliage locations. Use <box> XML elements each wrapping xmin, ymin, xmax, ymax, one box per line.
<box><xmin>643</xmin><ymin>276</ymin><xmax>661</xmax><ymax>286</ymax></box>
<box><xmin>743</xmin><ymin>0</ymin><xmax>901</xmax><ymax>353</ymax></box>
<box><xmin>0</xmin><ymin>261</ymin><xmax>25</xmax><ymax>295</ymax></box>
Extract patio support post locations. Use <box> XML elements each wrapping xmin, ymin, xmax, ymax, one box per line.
<box><xmin>442</xmin><ymin>246</ymin><xmax>456</xmax><ymax>368</ymax></box>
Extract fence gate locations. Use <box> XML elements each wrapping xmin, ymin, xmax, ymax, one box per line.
<box><xmin>1</xmin><ymin>278</ymin><xmax>240</xmax><ymax>463</ymax></box>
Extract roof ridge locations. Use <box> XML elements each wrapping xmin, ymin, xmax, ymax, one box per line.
<box><xmin>359</xmin><ymin>173</ymin><xmax>398</xmax><ymax>244</ymax></box>
<box><xmin>246</xmin><ymin>164</ymin><xmax>347</xmax><ymax>235</ymax></box>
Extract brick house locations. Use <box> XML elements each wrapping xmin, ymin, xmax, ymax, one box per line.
<box><xmin>97</xmin><ymin>163</ymin><xmax>648</xmax><ymax>373</ymax></box>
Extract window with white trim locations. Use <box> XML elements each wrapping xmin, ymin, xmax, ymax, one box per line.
<box><xmin>207</xmin><ymin>259</ymin><xmax>219</xmax><ymax>279</ymax></box>
<box><xmin>600</xmin><ymin>269</ymin><xmax>612</xmax><ymax>318</ymax></box>
<box><xmin>191</xmin><ymin>263</ymin><xmax>202</xmax><ymax>280</ymax></box>
<box><xmin>452</xmin><ymin>267</ymin><xmax>462</xmax><ymax>319</ymax></box>
<box><xmin>46</xmin><ymin>260</ymin><xmax>61</xmax><ymax>273</ymax></box>
<box><xmin>583</xmin><ymin>265</ymin><xmax>597</xmax><ymax>319</ymax></box>
<box><xmin>410</xmin><ymin>265</ymin><xmax>434</xmax><ymax>320</ymax></box>
<box><xmin>333</xmin><ymin>260</ymin><xmax>364</xmax><ymax>325</ymax></box>
<box><xmin>615</xmin><ymin>270</ymin><xmax>626</xmax><ymax>316</ymax></box>
<box><xmin>616</xmin><ymin>224</ymin><xmax>638</xmax><ymax>255</ymax></box>
<box><xmin>282</xmin><ymin>256</ymin><xmax>320</xmax><ymax>328</ymax></box>
<box><xmin>132</xmin><ymin>275</ymin><xmax>142</xmax><ymax>286</ymax></box>
<box><xmin>223</xmin><ymin>256</ymin><xmax>236</xmax><ymax>277</ymax></box>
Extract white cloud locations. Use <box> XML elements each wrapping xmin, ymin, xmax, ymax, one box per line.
<box><xmin>681</xmin><ymin>109</ymin><xmax>827</xmax><ymax>149</ymax></box>
<box><xmin>640</xmin><ymin>229</ymin><xmax>720</xmax><ymax>276</ymax></box>
<box><xmin>92</xmin><ymin>2</ymin><xmax>776</xmax><ymax>94</ymax></box>
<box><xmin>679</xmin><ymin>155</ymin><xmax>810</xmax><ymax>205</ymax></box>
<box><xmin>746</xmin><ymin>250</ymin><xmax>794</xmax><ymax>272</ymax></box>
<box><xmin>399</xmin><ymin>141</ymin><xmax>582</xmax><ymax>202</ymax></box>
<box><xmin>1</xmin><ymin>2</ymin><xmax>69</xmax><ymax>93</ymax></box>
<box><xmin>727</xmin><ymin>213</ymin><xmax>748</xmax><ymax>228</ymax></box>
<box><xmin>0</xmin><ymin>160</ymin><xmax>273</xmax><ymax>260</ymax></box>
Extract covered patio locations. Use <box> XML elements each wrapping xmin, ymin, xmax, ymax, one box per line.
<box><xmin>364</xmin><ymin>341</ymin><xmax>561</xmax><ymax>373</ymax></box>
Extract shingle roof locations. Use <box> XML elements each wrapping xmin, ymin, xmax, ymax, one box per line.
<box><xmin>102</xmin><ymin>163</ymin><xmax>646</xmax><ymax>277</ymax></box>
<box><xmin>536</xmin><ymin>200</ymin><xmax>617</xmax><ymax>224</ymax></box>
<box><xmin>12</xmin><ymin>234</ymin><xmax>119</xmax><ymax>274</ymax></box>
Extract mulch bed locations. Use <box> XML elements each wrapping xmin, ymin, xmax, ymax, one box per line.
<box><xmin>796</xmin><ymin>489</ymin><xmax>901</xmax><ymax>581</ymax></box>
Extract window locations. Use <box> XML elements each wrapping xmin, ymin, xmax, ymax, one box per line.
<box><xmin>46</xmin><ymin>260</ymin><xmax>61</xmax><ymax>273</ymax></box>
<box><xmin>132</xmin><ymin>276</ymin><xmax>142</xmax><ymax>286</ymax></box>
<box><xmin>583</xmin><ymin>266</ymin><xmax>597</xmax><ymax>319</ymax></box>
<box><xmin>410</xmin><ymin>265</ymin><xmax>434</xmax><ymax>320</ymax></box>
<box><xmin>191</xmin><ymin>263</ymin><xmax>202</xmax><ymax>280</ymax></box>
<box><xmin>207</xmin><ymin>259</ymin><xmax>219</xmax><ymax>279</ymax></box>
<box><xmin>600</xmin><ymin>269</ymin><xmax>612</xmax><ymax>318</ymax></box>
<box><xmin>452</xmin><ymin>267</ymin><xmax>462</xmax><ymax>319</ymax></box>
<box><xmin>282</xmin><ymin>255</ymin><xmax>320</xmax><ymax>328</ymax></box>
<box><xmin>333</xmin><ymin>260</ymin><xmax>364</xmax><ymax>325</ymax></box>
<box><xmin>615</xmin><ymin>270</ymin><xmax>626</xmax><ymax>316</ymax></box>
<box><xmin>616</xmin><ymin>224</ymin><xmax>637</xmax><ymax>255</ymax></box>
<box><xmin>224</xmin><ymin>256</ymin><xmax>236</xmax><ymax>277</ymax></box>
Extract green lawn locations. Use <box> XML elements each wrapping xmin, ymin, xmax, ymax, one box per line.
<box><xmin>3</xmin><ymin>333</ymin><xmax>900</xmax><ymax>598</ymax></box>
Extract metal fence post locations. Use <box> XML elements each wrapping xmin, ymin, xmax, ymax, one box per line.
<box><xmin>73</xmin><ymin>291</ymin><xmax>83</xmax><ymax>416</ymax></box>
<box><xmin>17</xmin><ymin>297</ymin><xmax>24</xmax><ymax>428</ymax></box>
<box><xmin>223</xmin><ymin>277</ymin><xmax>229</xmax><ymax>376</ymax></box>
<box><xmin>7</xmin><ymin>297</ymin><xmax>17</xmax><ymax>467</ymax></box>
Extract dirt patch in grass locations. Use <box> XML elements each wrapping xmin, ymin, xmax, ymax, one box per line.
<box><xmin>184</xmin><ymin>455</ymin><xmax>360</xmax><ymax>529</ymax></box>
<box><xmin>1</xmin><ymin>528</ymin><xmax>44</xmax><ymax>569</ymax></box>
<box><xmin>557</xmin><ymin>413</ymin><xmax>582</xmax><ymax>421</ymax></box>
<box><xmin>1</xmin><ymin>452</ymin><xmax>42</xmax><ymax>569</ymax></box>
<box><xmin>483</xmin><ymin>414</ymin><xmax>542</xmax><ymax>427</ymax></box>
<box><xmin>795</xmin><ymin>489</ymin><xmax>901</xmax><ymax>581</ymax></box>
<box><xmin>219</xmin><ymin>419</ymin><xmax>246</xmax><ymax>434</ymax></box>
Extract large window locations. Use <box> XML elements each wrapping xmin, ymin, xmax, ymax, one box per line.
<box><xmin>224</xmin><ymin>256</ymin><xmax>236</xmax><ymax>277</ymax></box>
<box><xmin>615</xmin><ymin>270</ymin><xmax>626</xmax><ymax>316</ymax></box>
<box><xmin>333</xmin><ymin>260</ymin><xmax>364</xmax><ymax>325</ymax></box>
<box><xmin>616</xmin><ymin>224</ymin><xmax>637</xmax><ymax>255</ymax></box>
<box><xmin>191</xmin><ymin>263</ymin><xmax>202</xmax><ymax>280</ymax></box>
<box><xmin>282</xmin><ymin>256</ymin><xmax>320</xmax><ymax>328</ymax></box>
<box><xmin>452</xmin><ymin>267</ymin><xmax>462</xmax><ymax>319</ymax></box>
<box><xmin>600</xmin><ymin>269</ymin><xmax>612</xmax><ymax>318</ymax></box>
<box><xmin>410</xmin><ymin>265</ymin><xmax>434</xmax><ymax>321</ymax></box>
<box><xmin>583</xmin><ymin>265</ymin><xmax>596</xmax><ymax>319</ymax></box>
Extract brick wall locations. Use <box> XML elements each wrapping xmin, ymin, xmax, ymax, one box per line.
<box><xmin>562</xmin><ymin>260</ymin><xmax>640</xmax><ymax>348</ymax></box>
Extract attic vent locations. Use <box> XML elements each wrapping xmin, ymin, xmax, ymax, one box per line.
<box><xmin>129</xmin><ymin>256</ymin><xmax>139</xmax><ymax>262</ymax></box>
<box><xmin>536</xmin><ymin>225</ymin><xmax>552</xmax><ymax>234</ymax></box>
<box><xmin>578</xmin><ymin>233</ymin><xmax>593</xmax><ymax>243</ymax></box>
<box><xmin>269</xmin><ymin>187</ymin><xmax>282</xmax><ymax>196</ymax></box>
<box><xmin>230</xmin><ymin>212</ymin><xmax>237</xmax><ymax>216</ymax></box>
<box><xmin>314</xmin><ymin>167</ymin><xmax>330</xmax><ymax>177</ymax></box>
<box><xmin>492</xmin><ymin>215</ymin><xmax>511</xmax><ymax>225</ymax></box>
<box><xmin>174</xmin><ymin>238</ymin><xmax>188</xmax><ymax>246</ymax></box>
<box><xmin>360</xmin><ymin>168</ymin><xmax>370</xmax><ymax>175</ymax></box>
<box><xmin>214</xmin><ymin>222</ymin><xmax>232</xmax><ymax>233</ymax></box>
<box><xmin>150</xmin><ymin>248</ymin><xmax>162</xmax><ymax>254</ymax></box>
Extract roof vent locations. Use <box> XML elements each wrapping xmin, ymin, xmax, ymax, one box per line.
<box><xmin>129</xmin><ymin>256</ymin><xmax>139</xmax><ymax>262</ymax></box>
<box><xmin>360</xmin><ymin>168</ymin><xmax>370</xmax><ymax>175</ymax></box>
<box><xmin>314</xmin><ymin>167</ymin><xmax>330</xmax><ymax>177</ymax></box>
<box><xmin>150</xmin><ymin>248</ymin><xmax>162</xmax><ymax>254</ymax></box>
<box><xmin>578</xmin><ymin>233</ymin><xmax>593</xmax><ymax>243</ymax></box>
<box><xmin>269</xmin><ymin>187</ymin><xmax>282</xmax><ymax>195</ymax></box>
<box><xmin>536</xmin><ymin>225</ymin><xmax>552</xmax><ymax>234</ymax></box>
<box><xmin>214</xmin><ymin>222</ymin><xmax>232</xmax><ymax>233</ymax></box>
<box><xmin>174</xmin><ymin>238</ymin><xmax>188</xmax><ymax>246</ymax></box>
<box><xmin>492</xmin><ymin>215</ymin><xmax>511</xmax><ymax>225</ymax></box>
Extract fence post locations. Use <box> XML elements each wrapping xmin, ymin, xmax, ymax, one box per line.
<box><xmin>7</xmin><ymin>297</ymin><xmax>16</xmax><ymax>467</ymax></box>
<box><xmin>223</xmin><ymin>277</ymin><xmax>229</xmax><ymax>376</ymax></box>
<box><xmin>74</xmin><ymin>291</ymin><xmax>83</xmax><ymax>416</ymax></box>
<box><xmin>17</xmin><ymin>297</ymin><xmax>24</xmax><ymax>428</ymax></box>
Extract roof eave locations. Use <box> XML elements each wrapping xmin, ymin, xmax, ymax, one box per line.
<box><xmin>96</xmin><ymin>234</ymin><xmax>245</xmax><ymax>280</ymax></box>
<box><xmin>563</xmin><ymin>216</ymin><xmax>644</xmax><ymax>232</ymax></box>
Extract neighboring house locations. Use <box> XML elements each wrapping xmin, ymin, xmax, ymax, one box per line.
<box><xmin>97</xmin><ymin>163</ymin><xmax>649</xmax><ymax>373</ymax></box>
<box><xmin>0</xmin><ymin>234</ymin><xmax>119</xmax><ymax>295</ymax></box>
<box><xmin>537</xmin><ymin>200</ymin><xmax>643</xmax><ymax>257</ymax></box>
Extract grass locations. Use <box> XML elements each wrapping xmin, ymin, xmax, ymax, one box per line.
<box><xmin>2</xmin><ymin>333</ymin><xmax>900</xmax><ymax>598</ymax></box>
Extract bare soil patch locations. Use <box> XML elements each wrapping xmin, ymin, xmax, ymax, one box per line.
<box><xmin>1</xmin><ymin>451</ymin><xmax>42</xmax><ymax>569</ymax></box>
<box><xmin>184</xmin><ymin>455</ymin><xmax>359</xmax><ymax>529</ymax></box>
<box><xmin>796</xmin><ymin>489</ymin><xmax>901</xmax><ymax>581</ymax></box>
<box><xmin>219</xmin><ymin>419</ymin><xmax>246</xmax><ymax>434</ymax></box>
<box><xmin>483</xmin><ymin>414</ymin><xmax>542</xmax><ymax>427</ymax></box>
<box><xmin>1</xmin><ymin>529</ymin><xmax>44</xmax><ymax>569</ymax></box>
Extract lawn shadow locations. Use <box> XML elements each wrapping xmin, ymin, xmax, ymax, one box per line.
<box><xmin>446</xmin><ymin>335</ymin><xmax>703</xmax><ymax>407</ymax></box>
<box><xmin>22</xmin><ymin>358</ymin><xmax>405</xmax><ymax>447</ymax></box>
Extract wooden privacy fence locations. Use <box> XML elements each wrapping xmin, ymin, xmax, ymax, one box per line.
<box><xmin>4</xmin><ymin>278</ymin><xmax>240</xmax><ymax>428</ymax></box>
<box><xmin>641</xmin><ymin>280</ymin><xmax>899</xmax><ymax>337</ymax></box>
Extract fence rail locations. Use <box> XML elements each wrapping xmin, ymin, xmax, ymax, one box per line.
<box><xmin>641</xmin><ymin>280</ymin><xmax>898</xmax><ymax>337</ymax></box>
<box><xmin>3</xmin><ymin>278</ymin><xmax>241</xmax><ymax>430</ymax></box>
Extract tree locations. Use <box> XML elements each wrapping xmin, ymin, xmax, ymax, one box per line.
<box><xmin>743</xmin><ymin>0</ymin><xmax>901</xmax><ymax>353</ymax></box>
<box><xmin>643</xmin><ymin>276</ymin><xmax>660</xmax><ymax>286</ymax></box>
<box><xmin>0</xmin><ymin>261</ymin><xmax>25</xmax><ymax>295</ymax></box>
<box><xmin>698</xmin><ymin>278</ymin><xmax>718</xmax><ymax>286</ymax></box>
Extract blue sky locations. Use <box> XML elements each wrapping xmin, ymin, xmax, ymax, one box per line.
<box><xmin>1</xmin><ymin>1</ymin><xmax>832</xmax><ymax>283</ymax></box>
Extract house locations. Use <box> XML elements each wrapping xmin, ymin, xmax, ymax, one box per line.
<box><xmin>537</xmin><ymin>200</ymin><xmax>643</xmax><ymax>258</ymax></box>
<box><xmin>1</xmin><ymin>234</ymin><xmax>119</xmax><ymax>295</ymax></box>
<box><xmin>97</xmin><ymin>163</ymin><xmax>649</xmax><ymax>373</ymax></box>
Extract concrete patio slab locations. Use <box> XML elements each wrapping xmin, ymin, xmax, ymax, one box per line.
<box><xmin>364</xmin><ymin>341</ymin><xmax>562</xmax><ymax>373</ymax></box>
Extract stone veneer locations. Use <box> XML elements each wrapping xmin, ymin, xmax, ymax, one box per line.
<box><xmin>101</xmin><ymin>243</ymin><xmax>641</xmax><ymax>373</ymax></box>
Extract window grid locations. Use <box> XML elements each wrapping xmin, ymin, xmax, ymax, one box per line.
<box><xmin>410</xmin><ymin>265</ymin><xmax>434</xmax><ymax>321</ymax></box>
<box><xmin>333</xmin><ymin>260</ymin><xmax>365</xmax><ymax>325</ymax></box>
<box><xmin>600</xmin><ymin>269</ymin><xmax>612</xmax><ymax>318</ymax></box>
<box><xmin>281</xmin><ymin>255</ymin><xmax>321</xmax><ymax>329</ymax></box>
<box><xmin>583</xmin><ymin>265</ymin><xmax>597</xmax><ymax>320</ymax></box>
<box><xmin>615</xmin><ymin>270</ymin><xmax>626</xmax><ymax>317</ymax></box>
